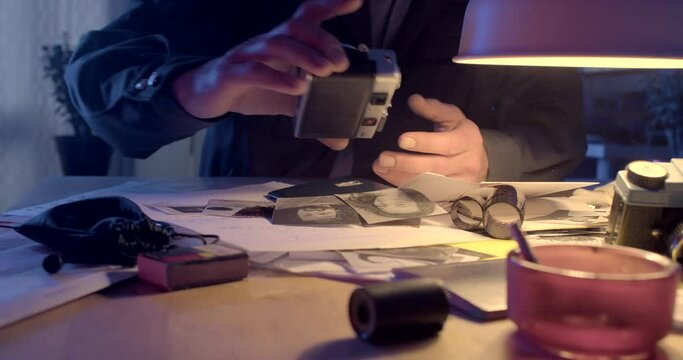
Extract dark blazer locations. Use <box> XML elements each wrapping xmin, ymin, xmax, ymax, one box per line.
<box><xmin>65</xmin><ymin>0</ymin><xmax>586</xmax><ymax>181</ymax></box>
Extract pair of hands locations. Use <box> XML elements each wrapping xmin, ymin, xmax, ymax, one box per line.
<box><xmin>173</xmin><ymin>0</ymin><xmax>488</xmax><ymax>185</ymax></box>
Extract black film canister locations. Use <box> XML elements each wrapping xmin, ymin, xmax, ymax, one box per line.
<box><xmin>348</xmin><ymin>278</ymin><xmax>450</xmax><ymax>343</ymax></box>
<box><xmin>42</xmin><ymin>254</ymin><xmax>64</xmax><ymax>274</ymax></box>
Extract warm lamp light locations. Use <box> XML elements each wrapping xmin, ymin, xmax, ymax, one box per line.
<box><xmin>453</xmin><ymin>0</ymin><xmax>683</xmax><ymax>69</ymax></box>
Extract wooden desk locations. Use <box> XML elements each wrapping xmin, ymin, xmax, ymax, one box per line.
<box><xmin>1</xmin><ymin>177</ymin><xmax>682</xmax><ymax>359</ymax></box>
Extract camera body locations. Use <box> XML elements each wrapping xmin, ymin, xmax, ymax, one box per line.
<box><xmin>606</xmin><ymin>159</ymin><xmax>683</xmax><ymax>261</ymax></box>
<box><xmin>293</xmin><ymin>47</ymin><xmax>401</xmax><ymax>139</ymax></box>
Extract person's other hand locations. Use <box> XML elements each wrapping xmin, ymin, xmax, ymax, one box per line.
<box><xmin>372</xmin><ymin>94</ymin><xmax>489</xmax><ymax>186</ymax></box>
<box><xmin>173</xmin><ymin>0</ymin><xmax>359</xmax><ymax>151</ymax></box>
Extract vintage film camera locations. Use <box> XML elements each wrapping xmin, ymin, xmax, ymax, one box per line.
<box><xmin>293</xmin><ymin>46</ymin><xmax>401</xmax><ymax>139</ymax></box>
<box><xmin>606</xmin><ymin>159</ymin><xmax>683</xmax><ymax>263</ymax></box>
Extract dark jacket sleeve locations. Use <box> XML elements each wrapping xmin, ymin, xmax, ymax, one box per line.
<box><xmin>477</xmin><ymin>66</ymin><xmax>587</xmax><ymax>181</ymax></box>
<box><xmin>65</xmin><ymin>2</ymin><xmax>214</xmax><ymax>159</ymax></box>
<box><xmin>382</xmin><ymin>0</ymin><xmax>586</xmax><ymax>182</ymax></box>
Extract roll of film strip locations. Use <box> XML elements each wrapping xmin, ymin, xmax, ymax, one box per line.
<box><xmin>450</xmin><ymin>185</ymin><xmax>526</xmax><ymax>239</ymax></box>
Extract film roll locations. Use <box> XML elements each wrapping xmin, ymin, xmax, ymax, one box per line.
<box><xmin>482</xmin><ymin>185</ymin><xmax>526</xmax><ymax>239</ymax></box>
<box><xmin>450</xmin><ymin>195</ymin><xmax>485</xmax><ymax>231</ymax></box>
<box><xmin>348</xmin><ymin>278</ymin><xmax>450</xmax><ymax>343</ymax></box>
<box><xmin>450</xmin><ymin>185</ymin><xmax>526</xmax><ymax>239</ymax></box>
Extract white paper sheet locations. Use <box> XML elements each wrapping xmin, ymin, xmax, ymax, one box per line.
<box><xmin>402</xmin><ymin>172</ymin><xmax>597</xmax><ymax>202</ymax></box>
<box><xmin>0</xmin><ymin>237</ymin><xmax>135</xmax><ymax>328</ymax></box>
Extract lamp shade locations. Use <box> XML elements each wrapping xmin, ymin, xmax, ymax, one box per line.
<box><xmin>453</xmin><ymin>0</ymin><xmax>683</xmax><ymax>68</ymax></box>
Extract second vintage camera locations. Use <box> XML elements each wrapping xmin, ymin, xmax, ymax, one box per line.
<box><xmin>606</xmin><ymin>158</ymin><xmax>683</xmax><ymax>263</ymax></box>
<box><xmin>293</xmin><ymin>46</ymin><xmax>401</xmax><ymax>139</ymax></box>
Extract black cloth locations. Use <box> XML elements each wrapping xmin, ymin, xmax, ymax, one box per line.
<box><xmin>15</xmin><ymin>197</ymin><xmax>174</xmax><ymax>267</ymax></box>
<box><xmin>65</xmin><ymin>0</ymin><xmax>586</xmax><ymax>181</ymax></box>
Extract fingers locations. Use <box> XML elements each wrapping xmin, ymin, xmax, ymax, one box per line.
<box><xmin>177</xmin><ymin>2</ymin><xmax>360</xmax><ymax>119</ymax></box>
<box><xmin>408</xmin><ymin>94</ymin><xmax>467</xmax><ymax>131</ymax></box>
<box><xmin>373</xmin><ymin>151</ymin><xmax>486</xmax><ymax>185</ymax></box>
<box><xmin>318</xmin><ymin>138</ymin><xmax>349</xmax><ymax>150</ymax></box>
<box><xmin>294</xmin><ymin>0</ymin><xmax>363</xmax><ymax>25</ymax></box>
<box><xmin>233</xmin><ymin>33</ymin><xmax>337</xmax><ymax>77</ymax></box>
<box><xmin>402</xmin><ymin>94</ymin><xmax>482</xmax><ymax>156</ymax></box>
<box><xmin>371</xmin><ymin>166</ymin><xmax>418</xmax><ymax>187</ymax></box>
<box><xmin>224</xmin><ymin>61</ymin><xmax>308</xmax><ymax>95</ymax></box>
<box><xmin>398</xmin><ymin>124</ymin><xmax>482</xmax><ymax>156</ymax></box>
<box><xmin>291</xmin><ymin>0</ymin><xmax>360</xmax><ymax>71</ymax></box>
<box><xmin>231</xmin><ymin>5</ymin><xmax>353</xmax><ymax>78</ymax></box>
<box><xmin>372</xmin><ymin>95</ymin><xmax>488</xmax><ymax>186</ymax></box>
<box><xmin>277</xmin><ymin>19</ymin><xmax>349</xmax><ymax>71</ymax></box>
<box><xmin>375</xmin><ymin>151</ymin><xmax>461</xmax><ymax>176</ymax></box>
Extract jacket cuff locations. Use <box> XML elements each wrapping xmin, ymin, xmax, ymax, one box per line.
<box><xmin>481</xmin><ymin>129</ymin><xmax>524</xmax><ymax>181</ymax></box>
<box><xmin>124</xmin><ymin>56</ymin><xmax>219</xmax><ymax>129</ymax></box>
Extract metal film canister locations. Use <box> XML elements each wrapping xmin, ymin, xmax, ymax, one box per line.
<box><xmin>482</xmin><ymin>185</ymin><xmax>526</xmax><ymax>239</ymax></box>
<box><xmin>348</xmin><ymin>278</ymin><xmax>450</xmax><ymax>343</ymax></box>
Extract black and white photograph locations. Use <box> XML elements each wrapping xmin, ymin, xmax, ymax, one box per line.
<box><xmin>337</xmin><ymin>188</ymin><xmax>446</xmax><ymax>224</ymax></box>
<box><xmin>203</xmin><ymin>199</ymin><xmax>274</xmax><ymax>218</ymax></box>
<box><xmin>272</xmin><ymin>196</ymin><xmax>360</xmax><ymax>226</ymax></box>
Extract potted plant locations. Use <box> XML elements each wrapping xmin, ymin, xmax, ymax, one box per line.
<box><xmin>42</xmin><ymin>33</ymin><xmax>112</xmax><ymax>175</ymax></box>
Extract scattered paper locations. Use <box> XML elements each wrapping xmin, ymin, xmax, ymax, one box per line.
<box><xmin>0</xmin><ymin>237</ymin><xmax>135</xmax><ymax>329</ymax></box>
<box><xmin>402</xmin><ymin>172</ymin><xmax>597</xmax><ymax>202</ymax></box>
<box><xmin>340</xmin><ymin>245</ymin><xmax>490</xmax><ymax>274</ymax></box>
<box><xmin>146</xmin><ymin>204</ymin><xmax>206</xmax><ymax>215</ymax></box>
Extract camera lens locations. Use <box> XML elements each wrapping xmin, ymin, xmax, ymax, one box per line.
<box><xmin>370</xmin><ymin>93</ymin><xmax>388</xmax><ymax>105</ymax></box>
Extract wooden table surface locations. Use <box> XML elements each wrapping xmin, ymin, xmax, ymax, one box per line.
<box><xmin>1</xmin><ymin>177</ymin><xmax>682</xmax><ymax>360</ymax></box>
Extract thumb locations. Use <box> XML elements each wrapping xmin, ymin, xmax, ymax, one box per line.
<box><xmin>318</xmin><ymin>138</ymin><xmax>349</xmax><ymax>151</ymax></box>
<box><xmin>408</xmin><ymin>93</ymin><xmax>467</xmax><ymax>131</ymax></box>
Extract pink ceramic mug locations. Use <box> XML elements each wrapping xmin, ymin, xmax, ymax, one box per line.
<box><xmin>507</xmin><ymin>244</ymin><xmax>681</xmax><ymax>358</ymax></box>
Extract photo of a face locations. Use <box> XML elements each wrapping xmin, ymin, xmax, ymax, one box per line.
<box><xmin>372</xmin><ymin>191</ymin><xmax>422</xmax><ymax>215</ymax></box>
<box><xmin>296</xmin><ymin>204</ymin><xmax>340</xmax><ymax>222</ymax></box>
<box><xmin>337</xmin><ymin>188</ymin><xmax>446</xmax><ymax>224</ymax></box>
<box><xmin>272</xmin><ymin>196</ymin><xmax>360</xmax><ymax>226</ymax></box>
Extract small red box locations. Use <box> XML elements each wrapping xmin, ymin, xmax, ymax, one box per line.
<box><xmin>137</xmin><ymin>243</ymin><xmax>248</xmax><ymax>291</ymax></box>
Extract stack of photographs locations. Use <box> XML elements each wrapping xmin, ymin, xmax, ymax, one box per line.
<box><xmin>145</xmin><ymin>179</ymin><xmax>447</xmax><ymax>228</ymax></box>
<box><xmin>272</xmin><ymin>188</ymin><xmax>446</xmax><ymax>226</ymax></box>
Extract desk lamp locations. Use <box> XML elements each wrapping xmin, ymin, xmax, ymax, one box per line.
<box><xmin>453</xmin><ymin>0</ymin><xmax>683</xmax><ymax>69</ymax></box>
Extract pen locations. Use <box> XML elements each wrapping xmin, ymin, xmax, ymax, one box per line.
<box><xmin>509</xmin><ymin>223</ymin><xmax>538</xmax><ymax>263</ymax></box>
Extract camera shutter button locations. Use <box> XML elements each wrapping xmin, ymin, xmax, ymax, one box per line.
<box><xmin>626</xmin><ymin>161</ymin><xmax>668</xmax><ymax>190</ymax></box>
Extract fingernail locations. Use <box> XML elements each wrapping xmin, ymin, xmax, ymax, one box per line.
<box><xmin>331</xmin><ymin>48</ymin><xmax>348</xmax><ymax>67</ymax></box>
<box><xmin>399</xmin><ymin>137</ymin><xmax>416</xmax><ymax>149</ymax></box>
<box><xmin>379</xmin><ymin>155</ymin><xmax>395</xmax><ymax>168</ymax></box>
<box><xmin>375</xmin><ymin>166</ymin><xmax>389</xmax><ymax>174</ymax></box>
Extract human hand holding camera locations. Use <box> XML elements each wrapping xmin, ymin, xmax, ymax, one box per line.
<box><xmin>373</xmin><ymin>94</ymin><xmax>489</xmax><ymax>186</ymax></box>
<box><xmin>173</xmin><ymin>0</ymin><xmax>362</xmax><ymax>150</ymax></box>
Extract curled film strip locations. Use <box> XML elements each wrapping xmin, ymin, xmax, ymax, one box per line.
<box><xmin>450</xmin><ymin>185</ymin><xmax>526</xmax><ymax>239</ymax></box>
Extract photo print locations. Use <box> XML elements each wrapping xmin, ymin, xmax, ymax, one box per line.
<box><xmin>203</xmin><ymin>199</ymin><xmax>274</xmax><ymax>218</ymax></box>
<box><xmin>272</xmin><ymin>196</ymin><xmax>361</xmax><ymax>226</ymax></box>
<box><xmin>336</xmin><ymin>188</ymin><xmax>446</xmax><ymax>224</ymax></box>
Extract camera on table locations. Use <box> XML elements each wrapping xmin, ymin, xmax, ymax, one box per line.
<box><xmin>293</xmin><ymin>46</ymin><xmax>401</xmax><ymax>139</ymax></box>
<box><xmin>606</xmin><ymin>158</ymin><xmax>683</xmax><ymax>263</ymax></box>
